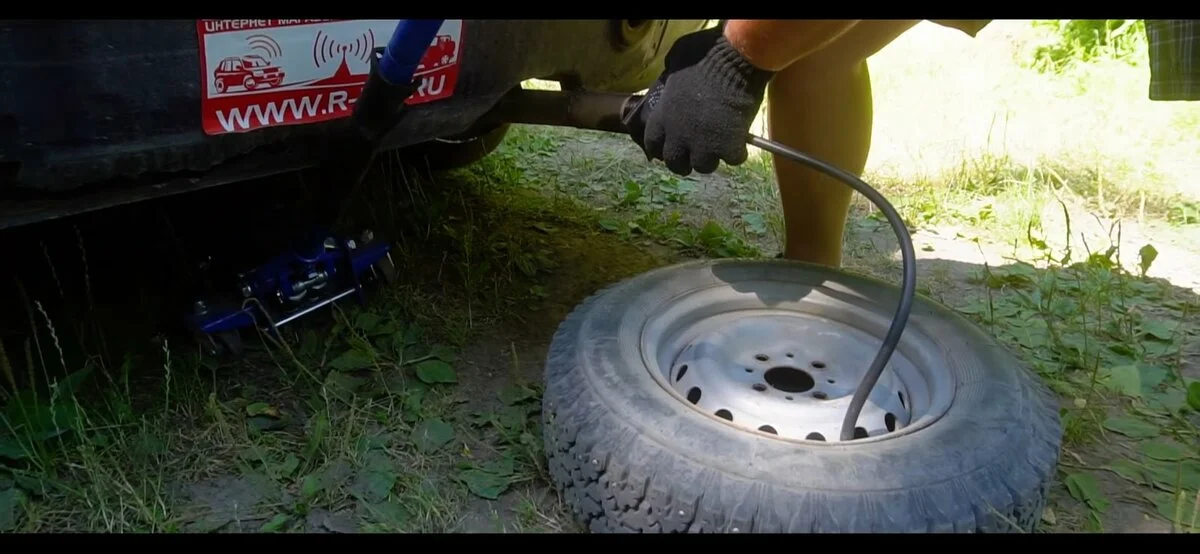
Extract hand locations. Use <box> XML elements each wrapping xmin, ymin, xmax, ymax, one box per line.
<box><xmin>624</xmin><ymin>26</ymin><xmax>775</xmax><ymax>175</ymax></box>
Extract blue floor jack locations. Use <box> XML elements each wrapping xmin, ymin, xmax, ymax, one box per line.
<box><xmin>188</xmin><ymin>21</ymin><xmax>444</xmax><ymax>357</ymax></box>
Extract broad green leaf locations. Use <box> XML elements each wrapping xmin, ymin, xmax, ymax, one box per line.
<box><xmin>1144</xmin><ymin>459</ymin><xmax>1200</xmax><ymax>492</ymax></box>
<box><xmin>245</xmin><ymin>402</ymin><xmax>280</xmax><ymax>418</ymax></box>
<box><xmin>484</xmin><ymin>453</ymin><xmax>516</xmax><ymax>477</ymax></box>
<box><xmin>260</xmin><ymin>514</ymin><xmax>290</xmax><ymax>533</ymax></box>
<box><xmin>0</xmin><ymin>487</ymin><xmax>26</xmax><ymax>532</ymax></box>
<box><xmin>1139</xmin><ymin>319</ymin><xmax>1176</xmax><ymax>342</ymax></box>
<box><xmin>415</xmin><ymin>360</ymin><xmax>456</xmax><ymax>384</ymax></box>
<box><xmin>1188</xmin><ymin>381</ymin><xmax>1200</xmax><ymax>412</ymax></box>
<box><xmin>1103</xmin><ymin>459</ymin><xmax>1147</xmax><ymax>486</ymax></box>
<box><xmin>1065</xmin><ymin>472</ymin><xmax>1109</xmax><ymax>512</ymax></box>
<box><xmin>0</xmin><ymin>437</ymin><xmax>28</xmax><ymax>461</ymax></box>
<box><xmin>54</xmin><ymin>366</ymin><xmax>94</xmax><ymax>399</ymax></box>
<box><xmin>355</xmin><ymin>313</ymin><xmax>382</xmax><ymax>334</ymax></box>
<box><xmin>303</xmin><ymin>413</ymin><xmax>330</xmax><ymax>462</ymax></box>
<box><xmin>355</xmin><ymin>433</ymin><xmax>392</xmax><ymax>455</ymax></box>
<box><xmin>1138</xmin><ymin>244</ymin><xmax>1158</xmax><ymax>276</ymax></box>
<box><xmin>301</xmin><ymin>473</ymin><xmax>324</xmax><ymax>499</ymax></box>
<box><xmin>1102</xmin><ymin>417</ymin><xmax>1159</xmax><ymax>439</ymax></box>
<box><xmin>359</xmin><ymin>497</ymin><xmax>410</xmax><ymax>529</ymax></box>
<box><xmin>351</xmin><ymin>468</ymin><xmax>397</xmax><ymax>504</ymax></box>
<box><xmin>1145</xmin><ymin>489</ymin><xmax>1197</xmax><ymax>526</ymax></box>
<box><xmin>498</xmin><ymin>383</ymin><xmax>538</xmax><ymax>406</ymax></box>
<box><xmin>458</xmin><ymin>469</ymin><xmax>512</xmax><ymax>500</ymax></box>
<box><xmin>1140</xmin><ymin>442</ymin><xmax>1191</xmax><ymax>462</ymax></box>
<box><xmin>410</xmin><ymin>419</ymin><xmax>455</xmax><ymax>453</ymax></box>
<box><xmin>401</xmin><ymin>388</ymin><xmax>426</xmax><ymax>423</ymax></box>
<box><xmin>428</xmin><ymin>344</ymin><xmax>458</xmax><ymax>363</ymax></box>
<box><xmin>1105</xmin><ymin>365</ymin><xmax>1142</xmax><ymax>397</ymax></box>
<box><xmin>248</xmin><ymin>415</ymin><xmax>288</xmax><ymax>432</ymax></box>
<box><xmin>1138</xmin><ymin>365</ymin><xmax>1171</xmax><ymax>395</ymax></box>
<box><xmin>330</xmin><ymin>349</ymin><xmax>375</xmax><ymax>371</ymax></box>
<box><xmin>273</xmin><ymin>453</ymin><xmax>300</xmax><ymax>479</ymax></box>
<box><xmin>322</xmin><ymin>372</ymin><xmax>366</xmax><ymax>404</ymax></box>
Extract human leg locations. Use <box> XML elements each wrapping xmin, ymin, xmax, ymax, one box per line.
<box><xmin>765</xmin><ymin>20</ymin><xmax>920</xmax><ymax>266</ymax></box>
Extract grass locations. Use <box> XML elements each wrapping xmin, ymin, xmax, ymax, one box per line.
<box><xmin>2</xmin><ymin>19</ymin><xmax>1199</xmax><ymax>533</ymax></box>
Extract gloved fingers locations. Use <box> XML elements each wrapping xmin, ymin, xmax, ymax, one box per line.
<box><xmin>661</xmin><ymin>137</ymin><xmax>694</xmax><ymax>176</ymax></box>
<box><xmin>718</xmin><ymin>139</ymin><xmax>750</xmax><ymax>167</ymax></box>
<box><xmin>642</xmin><ymin>116</ymin><xmax>667</xmax><ymax>162</ymax></box>
<box><xmin>692</xmin><ymin>150</ymin><xmax>721</xmax><ymax>174</ymax></box>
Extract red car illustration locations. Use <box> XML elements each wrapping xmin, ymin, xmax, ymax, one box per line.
<box><xmin>213</xmin><ymin>55</ymin><xmax>285</xmax><ymax>93</ymax></box>
<box><xmin>416</xmin><ymin>35</ymin><xmax>456</xmax><ymax>72</ymax></box>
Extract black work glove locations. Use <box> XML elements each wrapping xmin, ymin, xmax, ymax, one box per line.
<box><xmin>624</xmin><ymin>26</ymin><xmax>775</xmax><ymax>175</ymax></box>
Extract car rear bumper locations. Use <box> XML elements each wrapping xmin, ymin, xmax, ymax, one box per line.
<box><xmin>0</xmin><ymin>19</ymin><xmax>706</xmax><ymax>194</ymax></box>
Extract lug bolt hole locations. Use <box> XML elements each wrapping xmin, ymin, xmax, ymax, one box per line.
<box><xmin>751</xmin><ymin>383</ymin><xmax>767</xmax><ymax>392</ymax></box>
<box><xmin>812</xmin><ymin>391</ymin><xmax>828</xmax><ymax>400</ymax></box>
<box><xmin>811</xmin><ymin>361</ymin><xmax>826</xmax><ymax>369</ymax></box>
<box><xmin>754</xmin><ymin>354</ymin><xmax>769</xmax><ymax>362</ymax></box>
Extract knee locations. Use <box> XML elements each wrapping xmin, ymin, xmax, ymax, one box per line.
<box><xmin>781</xmin><ymin>20</ymin><xmax>917</xmax><ymax>77</ymax></box>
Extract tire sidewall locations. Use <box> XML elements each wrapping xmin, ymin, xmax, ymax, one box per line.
<box><xmin>547</xmin><ymin>259</ymin><xmax>1061</xmax><ymax>494</ymax></box>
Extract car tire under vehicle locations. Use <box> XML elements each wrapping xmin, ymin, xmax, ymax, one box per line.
<box><xmin>541</xmin><ymin>259</ymin><xmax>1063</xmax><ymax>533</ymax></box>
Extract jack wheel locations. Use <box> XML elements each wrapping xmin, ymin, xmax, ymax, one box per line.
<box><xmin>374</xmin><ymin>256</ymin><xmax>398</xmax><ymax>285</ymax></box>
<box><xmin>203</xmin><ymin>330</ymin><xmax>244</xmax><ymax>359</ymax></box>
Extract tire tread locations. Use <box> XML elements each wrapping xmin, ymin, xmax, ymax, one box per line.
<box><xmin>542</xmin><ymin>263</ymin><xmax>1062</xmax><ymax>533</ymax></box>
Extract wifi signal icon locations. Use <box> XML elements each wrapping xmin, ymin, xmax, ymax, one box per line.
<box><xmin>245</xmin><ymin>34</ymin><xmax>283</xmax><ymax>60</ymax></box>
<box><xmin>312</xmin><ymin>29</ymin><xmax>376</xmax><ymax>68</ymax></box>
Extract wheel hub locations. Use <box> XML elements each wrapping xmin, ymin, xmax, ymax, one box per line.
<box><xmin>640</xmin><ymin>282</ymin><xmax>954</xmax><ymax>444</ymax></box>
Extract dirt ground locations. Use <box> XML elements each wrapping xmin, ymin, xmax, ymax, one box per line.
<box><xmin>1</xmin><ymin>124</ymin><xmax>1197</xmax><ymax>533</ymax></box>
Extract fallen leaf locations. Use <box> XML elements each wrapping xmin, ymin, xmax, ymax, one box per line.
<box><xmin>1188</xmin><ymin>381</ymin><xmax>1200</xmax><ymax>412</ymax></box>
<box><xmin>1102</xmin><ymin>417</ymin><xmax>1159</xmax><ymax>439</ymax></box>
<box><xmin>1041</xmin><ymin>506</ymin><xmax>1056</xmax><ymax>525</ymax></box>
<box><xmin>415</xmin><ymin>360</ymin><xmax>456</xmax><ymax>384</ymax></box>
<box><xmin>410</xmin><ymin>419</ymin><xmax>455</xmax><ymax>453</ymax></box>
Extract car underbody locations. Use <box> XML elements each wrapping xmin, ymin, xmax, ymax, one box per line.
<box><xmin>0</xmin><ymin>19</ymin><xmax>709</xmax><ymax>229</ymax></box>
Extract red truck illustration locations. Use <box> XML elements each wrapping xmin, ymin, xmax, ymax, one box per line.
<box><xmin>416</xmin><ymin>35</ymin><xmax>456</xmax><ymax>72</ymax></box>
<box><xmin>213</xmin><ymin>55</ymin><xmax>285</xmax><ymax>93</ymax></box>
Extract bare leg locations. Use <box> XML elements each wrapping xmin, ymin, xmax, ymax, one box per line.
<box><xmin>766</xmin><ymin>20</ymin><xmax>919</xmax><ymax>267</ymax></box>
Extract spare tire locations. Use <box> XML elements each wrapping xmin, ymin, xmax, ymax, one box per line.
<box><xmin>541</xmin><ymin>259</ymin><xmax>1062</xmax><ymax>533</ymax></box>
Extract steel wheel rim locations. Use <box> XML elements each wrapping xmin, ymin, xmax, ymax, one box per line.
<box><xmin>638</xmin><ymin>278</ymin><xmax>956</xmax><ymax>444</ymax></box>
